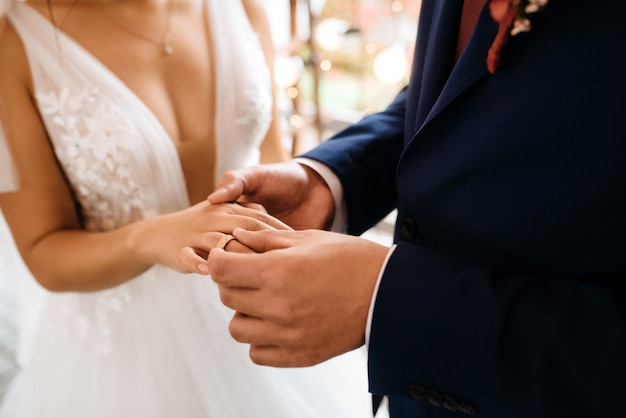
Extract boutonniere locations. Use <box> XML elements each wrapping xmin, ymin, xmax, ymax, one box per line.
<box><xmin>487</xmin><ymin>0</ymin><xmax>549</xmax><ymax>73</ymax></box>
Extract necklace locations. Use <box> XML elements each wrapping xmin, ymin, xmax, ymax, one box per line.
<box><xmin>88</xmin><ymin>0</ymin><xmax>175</xmax><ymax>56</ymax></box>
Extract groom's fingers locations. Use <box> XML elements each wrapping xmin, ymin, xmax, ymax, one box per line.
<box><xmin>228</xmin><ymin>313</ymin><xmax>317</xmax><ymax>367</ymax></box>
<box><xmin>207</xmin><ymin>170</ymin><xmax>251</xmax><ymax>204</ymax></box>
<box><xmin>208</xmin><ymin>249</ymin><xmax>269</xmax><ymax>289</ymax></box>
<box><xmin>218</xmin><ymin>283</ymin><xmax>269</xmax><ymax>317</ymax></box>
<box><xmin>231</xmin><ymin>228</ymin><xmax>296</xmax><ymax>253</ymax></box>
<box><xmin>228</xmin><ymin>312</ymin><xmax>274</xmax><ymax>344</ymax></box>
<box><xmin>207</xmin><ymin>179</ymin><xmax>243</xmax><ymax>204</ymax></box>
<box><xmin>248</xmin><ymin>344</ymin><xmax>326</xmax><ymax>368</ymax></box>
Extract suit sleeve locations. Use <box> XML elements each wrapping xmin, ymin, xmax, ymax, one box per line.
<box><xmin>300</xmin><ymin>88</ymin><xmax>407</xmax><ymax>236</ymax></box>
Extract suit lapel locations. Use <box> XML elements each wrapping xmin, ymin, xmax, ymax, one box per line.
<box><xmin>410</xmin><ymin>0</ymin><xmax>464</xmax><ymax>132</ymax></box>
<box><xmin>406</xmin><ymin>1</ymin><xmax>499</xmax><ymax>139</ymax></box>
<box><xmin>404</xmin><ymin>0</ymin><xmax>558</xmax><ymax>151</ymax></box>
<box><xmin>420</xmin><ymin>3</ymin><xmax>498</xmax><ymax>128</ymax></box>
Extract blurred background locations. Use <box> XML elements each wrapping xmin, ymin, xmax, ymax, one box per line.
<box><xmin>267</xmin><ymin>0</ymin><xmax>422</xmax><ymax>247</ymax></box>
<box><xmin>268</xmin><ymin>0</ymin><xmax>420</xmax><ymax>156</ymax></box>
<box><xmin>0</xmin><ymin>0</ymin><xmax>422</xmax><ymax>403</ymax></box>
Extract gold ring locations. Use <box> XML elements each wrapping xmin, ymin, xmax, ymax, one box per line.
<box><xmin>216</xmin><ymin>234</ymin><xmax>237</xmax><ymax>250</ymax></box>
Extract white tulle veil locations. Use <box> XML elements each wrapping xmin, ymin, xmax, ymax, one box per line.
<box><xmin>0</xmin><ymin>0</ymin><xmax>20</xmax><ymax>193</ymax></box>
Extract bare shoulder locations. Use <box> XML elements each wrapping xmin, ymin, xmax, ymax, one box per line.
<box><xmin>0</xmin><ymin>17</ymin><xmax>31</xmax><ymax>90</ymax></box>
<box><xmin>0</xmin><ymin>16</ymin><xmax>21</xmax><ymax>64</ymax></box>
<box><xmin>0</xmin><ymin>15</ymin><xmax>35</xmax><ymax>151</ymax></box>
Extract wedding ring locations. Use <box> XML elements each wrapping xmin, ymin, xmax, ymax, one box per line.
<box><xmin>216</xmin><ymin>234</ymin><xmax>237</xmax><ymax>250</ymax></box>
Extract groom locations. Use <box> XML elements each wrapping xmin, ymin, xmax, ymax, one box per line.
<box><xmin>199</xmin><ymin>0</ymin><xmax>626</xmax><ymax>416</ymax></box>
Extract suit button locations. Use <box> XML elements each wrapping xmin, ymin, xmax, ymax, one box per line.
<box><xmin>400</xmin><ymin>216</ymin><xmax>417</xmax><ymax>240</ymax></box>
<box><xmin>442</xmin><ymin>394</ymin><xmax>458</xmax><ymax>412</ymax></box>
<box><xmin>458</xmin><ymin>400</ymin><xmax>477</xmax><ymax>415</ymax></box>
<box><xmin>426</xmin><ymin>388</ymin><xmax>442</xmax><ymax>407</ymax></box>
<box><xmin>407</xmin><ymin>384</ymin><xmax>427</xmax><ymax>400</ymax></box>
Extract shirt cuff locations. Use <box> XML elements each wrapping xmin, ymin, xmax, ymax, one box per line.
<box><xmin>293</xmin><ymin>158</ymin><xmax>347</xmax><ymax>233</ymax></box>
<box><xmin>365</xmin><ymin>244</ymin><xmax>396</xmax><ymax>349</ymax></box>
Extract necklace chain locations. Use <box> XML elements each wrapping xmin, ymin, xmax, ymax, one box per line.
<box><xmin>87</xmin><ymin>0</ymin><xmax>175</xmax><ymax>56</ymax></box>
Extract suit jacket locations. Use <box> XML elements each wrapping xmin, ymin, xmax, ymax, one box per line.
<box><xmin>303</xmin><ymin>0</ymin><xmax>626</xmax><ymax>416</ymax></box>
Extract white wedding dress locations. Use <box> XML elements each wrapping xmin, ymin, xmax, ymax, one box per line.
<box><xmin>0</xmin><ymin>1</ymin><xmax>374</xmax><ymax>417</ymax></box>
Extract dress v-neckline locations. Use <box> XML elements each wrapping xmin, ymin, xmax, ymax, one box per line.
<box><xmin>14</xmin><ymin>1</ymin><xmax>192</xmax><ymax>207</ymax></box>
<box><xmin>19</xmin><ymin>2</ymin><xmax>177</xmax><ymax>147</ymax></box>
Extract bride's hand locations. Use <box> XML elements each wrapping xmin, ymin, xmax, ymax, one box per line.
<box><xmin>128</xmin><ymin>201</ymin><xmax>292</xmax><ymax>274</ymax></box>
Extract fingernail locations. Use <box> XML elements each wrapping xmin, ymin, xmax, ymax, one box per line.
<box><xmin>207</xmin><ymin>188</ymin><xmax>225</xmax><ymax>203</ymax></box>
<box><xmin>197</xmin><ymin>264</ymin><xmax>209</xmax><ymax>274</ymax></box>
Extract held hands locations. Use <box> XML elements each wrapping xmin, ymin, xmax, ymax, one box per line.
<box><xmin>207</xmin><ymin>228</ymin><xmax>390</xmax><ymax>367</ymax></box>
<box><xmin>203</xmin><ymin>161</ymin><xmax>390</xmax><ymax>367</ymax></box>
<box><xmin>208</xmin><ymin>161</ymin><xmax>335</xmax><ymax>230</ymax></box>
<box><xmin>131</xmin><ymin>201</ymin><xmax>291</xmax><ymax>274</ymax></box>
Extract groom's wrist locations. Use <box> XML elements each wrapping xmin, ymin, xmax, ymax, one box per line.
<box><xmin>294</xmin><ymin>158</ymin><xmax>347</xmax><ymax>233</ymax></box>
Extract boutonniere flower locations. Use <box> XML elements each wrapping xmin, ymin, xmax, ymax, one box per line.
<box><xmin>487</xmin><ymin>0</ymin><xmax>549</xmax><ymax>73</ymax></box>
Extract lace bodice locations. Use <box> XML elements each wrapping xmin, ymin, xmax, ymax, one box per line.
<box><xmin>37</xmin><ymin>86</ymin><xmax>153</xmax><ymax>231</ymax></box>
<box><xmin>5</xmin><ymin>0</ymin><xmax>272</xmax><ymax>231</ymax></box>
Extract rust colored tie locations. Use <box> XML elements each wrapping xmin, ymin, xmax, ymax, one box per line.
<box><xmin>455</xmin><ymin>0</ymin><xmax>485</xmax><ymax>60</ymax></box>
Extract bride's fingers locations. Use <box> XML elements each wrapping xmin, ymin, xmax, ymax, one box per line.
<box><xmin>239</xmin><ymin>202</ymin><xmax>267</xmax><ymax>214</ymax></box>
<box><xmin>203</xmin><ymin>202</ymin><xmax>292</xmax><ymax>232</ymax></box>
<box><xmin>203</xmin><ymin>232</ymin><xmax>255</xmax><ymax>255</ymax></box>
<box><xmin>177</xmin><ymin>246</ymin><xmax>209</xmax><ymax>275</ymax></box>
<box><xmin>230</xmin><ymin>206</ymin><xmax>293</xmax><ymax>231</ymax></box>
<box><xmin>217</xmin><ymin>237</ymin><xmax>256</xmax><ymax>254</ymax></box>
<box><xmin>178</xmin><ymin>231</ymin><xmax>257</xmax><ymax>275</ymax></box>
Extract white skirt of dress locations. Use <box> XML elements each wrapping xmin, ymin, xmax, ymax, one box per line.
<box><xmin>0</xmin><ymin>265</ymin><xmax>374</xmax><ymax>418</ymax></box>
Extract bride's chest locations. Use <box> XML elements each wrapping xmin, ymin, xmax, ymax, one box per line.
<box><xmin>48</xmin><ymin>1</ymin><xmax>218</xmax><ymax>146</ymax></box>
<box><xmin>87</xmin><ymin>29</ymin><xmax>216</xmax><ymax>146</ymax></box>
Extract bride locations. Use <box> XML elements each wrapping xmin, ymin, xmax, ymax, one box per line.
<box><xmin>0</xmin><ymin>0</ymin><xmax>374</xmax><ymax>416</ymax></box>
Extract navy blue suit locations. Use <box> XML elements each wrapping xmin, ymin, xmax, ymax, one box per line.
<box><xmin>303</xmin><ymin>0</ymin><xmax>626</xmax><ymax>416</ymax></box>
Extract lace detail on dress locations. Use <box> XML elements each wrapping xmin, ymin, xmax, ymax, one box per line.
<box><xmin>235</xmin><ymin>34</ymin><xmax>272</xmax><ymax>148</ymax></box>
<box><xmin>237</xmin><ymin>84</ymin><xmax>272</xmax><ymax>146</ymax></box>
<box><xmin>37</xmin><ymin>86</ymin><xmax>150</xmax><ymax>232</ymax></box>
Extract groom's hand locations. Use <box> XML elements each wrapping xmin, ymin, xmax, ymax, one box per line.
<box><xmin>208</xmin><ymin>162</ymin><xmax>335</xmax><ymax>230</ymax></box>
<box><xmin>207</xmin><ymin>227</ymin><xmax>389</xmax><ymax>367</ymax></box>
